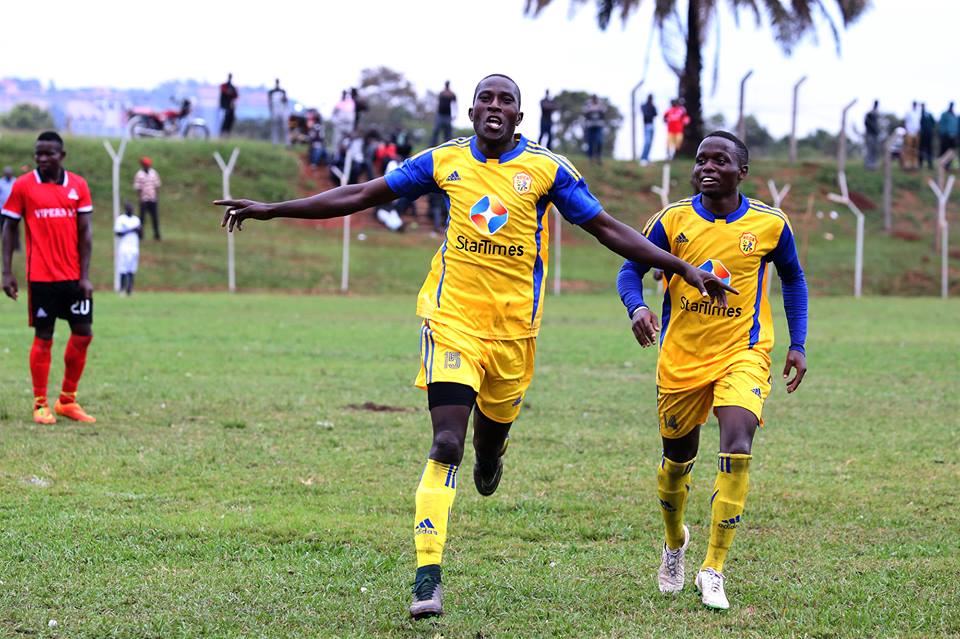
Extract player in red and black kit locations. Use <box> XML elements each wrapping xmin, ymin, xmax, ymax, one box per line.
<box><xmin>2</xmin><ymin>131</ymin><xmax>97</xmax><ymax>424</ymax></box>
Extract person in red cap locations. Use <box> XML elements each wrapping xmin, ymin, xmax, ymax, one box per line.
<box><xmin>133</xmin><ymin>156</ymin><xmax>162</xmax><ymax>240</ymax></box>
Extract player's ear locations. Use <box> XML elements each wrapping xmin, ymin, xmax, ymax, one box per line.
<box><xmin>468</xmin><ymin>107</ymin><xmax>475</xmax><ymax>122</ymax></box>
<box><xmin>738</xmin><ymin>163</ymin><xmax>749</xmax><ymax>180</ymax></box>
<box><xmin>515</xmin><ymin>111</ymin><xmax>524</xmax><ymax>125</ymax></box>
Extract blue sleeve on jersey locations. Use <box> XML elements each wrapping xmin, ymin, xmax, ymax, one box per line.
<box><xmin>383</xmin><ymin>151</ymin><xmax>440</xmax><ymax>199</ymax></box>
<box><xmin>548</xmin><ymin>166</ymin><xmax>603</xmax><ymax>225</ymax></box>
<box><xmin>617</xmin><ymin>219</ymin><xmax>670</xmax><ymax>317</ymax></box>
<box><xmin>766</xmin><ymin>222</ymin><xmax>808</xmax><ymax>353</ymax></box>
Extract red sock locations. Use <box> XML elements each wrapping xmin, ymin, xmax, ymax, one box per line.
<box><xmin>30</xmin><ymin>337</ymin><xmax>53</xmax><ymax>405</ymax></box>
<box><xmin>60</xmin><ymin>334</ymin><xmax>93</xmax><ymax>402</ymax></box>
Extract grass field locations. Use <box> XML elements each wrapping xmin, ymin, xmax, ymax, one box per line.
<box><xmin>1</xmin><ymin>293</ymin><xmax>958</xmax><ymax>638</ymax></box>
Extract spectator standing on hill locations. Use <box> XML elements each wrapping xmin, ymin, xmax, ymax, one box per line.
<box><xmin>902</xmin><ymin>101</ymin><xmax>921</xmax><ymax>170</ymax></box>
<box><xmin>0</xmin><ymin>166</ymin><xmax>18</xmax><ymax>251</ymax></box>
<box><xmin>114</xmin><ymin>202</ymin><xmax>141</xmax><ymax>296</ymax></box>
<box><xmin>640</xmin><ymin>94</ymin><xmax>658</xmax><ymax>165</ymax></box>
<box><xmin>664</xmin><ymin>99</ymin><xmax>690</xmax><ymax>160</ymax></box>
<box><xmin>2</xmin><ymin>131</ymin><xmax>97</xmax><ymax>425</ymax></box>
<box><xmin>919</xmin><ymin>104</ymin><xmax>936</xmax><ymax>170</ymax></box>
<box><xmin>134</xmin><ymin>157</ymin><xmax>162</xmax><ymax>241</ymax></box>
<box><xmin>351</xmin><ymin>88</ymin><xmax>368</xmax><ymax>130</ymax></box>
<box><xmin>538</xmin><ymin>90</ymin><xmax>557</xmax><ymax>148</ymax></box>
<box><xmin>331</xmin><ymin>90</ymin><xmax>355</xmax><ymax>153</ymax></box>
<box><xmin>268</xmin><ymin>79</ymin><xmax>288</xmax><ymax>146</ymax></box>
<box><xmin>431</xmin><ymin>81</ymin><xmax>457</xmax><ymax>145</ymax></box>
<box><xmin>583</xmin><ymin>94</ymin><xmax>606</xmax><ymax>164</ymax></box>
<box><xmin>307</xmin><ymin>112</ymin><xmax>327</xmax><ymax>167</ymax></box>
<box><xmin>939</xmin><ymin>102</ymin><xmax>957</xmax><ymax>169</ymax></box>
<box><xmin>863</xmin><ymin>100</ymin><xmax>881</xmax><ymax>170</ymax></box>
<box><xmin>219</xmin><ymin>73</ymin><xmax>239</xmax><ymax>138</ymax></box>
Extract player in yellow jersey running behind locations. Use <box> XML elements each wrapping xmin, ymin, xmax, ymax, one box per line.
<box><xmin>216</xmin><ymin>74</ymin><xmax>736</xmax><ymax>620</ymax></box>
<box><xmin>617</xmin><ymin>130</ymin><xmax>808</xmax><ymax>610</ymax></box>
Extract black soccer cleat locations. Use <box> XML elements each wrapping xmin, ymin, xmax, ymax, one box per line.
<box><xmin>409</xmin><ymin>564</ymin><xmax>443</xmax><ymax>620</ymax></box>
<box><xmin>474</xmin><ymin>436</ymin><xmax>509</xmax><ymax>497</ymax></box>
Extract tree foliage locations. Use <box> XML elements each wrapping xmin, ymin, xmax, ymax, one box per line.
<box><xmin>0</xmin><ymin>103</ymin><xmax>55</xmax><ymax>131</ymax></box>
<box><xmin>524</xmin><ymin>0</ymin><xmax>869</xmax><ymax>156</ymax></box>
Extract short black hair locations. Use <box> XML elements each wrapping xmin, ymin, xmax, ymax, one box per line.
<box><xmin>702</xmin><ymin>130</ymin><xmax>748</xmax><ymax>167</ymax></box>
<box><xmin>473</xmin><ymin>74</ymin><xmax>521</xmax><ymax>107</ymax></box>
<box><xmin>36</xmin><ymin>131</ymin><xmax>64</xmax><ymax>147</ymax></box>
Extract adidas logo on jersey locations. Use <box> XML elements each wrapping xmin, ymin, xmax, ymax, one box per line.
<box><xmin>36</xmin><ymin>307</ymin><xmax>48</xmax><ymax>318</ymax></box>
<box><xmin>415</xmin><ymin>518</ymin><xmax>438</xmax><ymax>536</ymax></box>
<box><xmin>675</xmin><ymin>232</ymin><xmax>689</xmax><ymax>244</ymax></box>
<box><xmin>446</xmin><ymin>171</ymin><xmax>461</xmax><ymax>182</ymax></box>
<box><xmin>751</xmin><ymin>387</ymin><xmax>762</xmax><ymax>397</ymax></box>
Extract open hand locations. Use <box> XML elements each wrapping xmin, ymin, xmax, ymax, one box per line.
<box><xmin>682</xmin><ymin>265</ymin><xmax>738</xmax><ymax>307</ymax></box>
<box><xmin>783</xmin><ymin>349</ymin><xmax>807</xmax><ymax>393</ymax></box>
<box><xmin>630</xmin><ymin>307</ymin><xmax>660</xmax><ymax>348</ymax></box>
<box><xmin>215</xmin><ymin>199</ymin><xmax>274</xmax><ymax>232</ymax></box>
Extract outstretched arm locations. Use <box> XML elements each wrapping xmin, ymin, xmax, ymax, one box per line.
<box><xmin>581</xmin><ymin>211</ymin><xmax>737</xmax><ymax>304</ymax></box>
<box><xmin>217</xmin><ymin>177</ymin><xmax>397</xmax><ymax>232</ymax></box>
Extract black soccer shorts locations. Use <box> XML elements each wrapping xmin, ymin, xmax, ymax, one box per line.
<box><xmin>28</xmin><ymin>281</ymin><xmax>94</xmax><ymax>329</ymax></box>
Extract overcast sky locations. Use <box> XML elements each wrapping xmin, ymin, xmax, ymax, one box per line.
<box><xmin>4</xmin><ymin>0</ymin><xmax>955</xmax><ymax>159</ymax></box>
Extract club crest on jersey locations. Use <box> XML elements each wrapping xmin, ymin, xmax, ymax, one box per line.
<box><xmin>698</xmin><ymin>259</ymin><xmax>731</xmax><ymax>285</ymax></box>
<box><xmin>513</xmin><ymin>172</ymin><xmax>532</xmax><ymax>194</ymax></box>
<box><xmin>739</xmin><ymin>231</ymin><xmax>758</xmax><ymax>256</ymax></box>
<box><xmin>470</xmin><ymin>195</ymin><xmax>509</xmax><ymax>235</ymax></box>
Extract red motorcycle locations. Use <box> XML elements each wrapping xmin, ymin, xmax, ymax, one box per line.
<box><xmin>126</xmin><ymin>97</ymin><xmax>210</xmax><ymax>139</ymax></box>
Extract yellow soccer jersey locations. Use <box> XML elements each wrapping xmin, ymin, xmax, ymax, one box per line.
<box><xmin>617</xmin><ymin>194</ymin><xmax>808</xmax><ymax>392</ymax></box>
<box><xmin>385</xmin><ymin>135</ymin><xmax>602</xmax><ymax>340</ymax></box>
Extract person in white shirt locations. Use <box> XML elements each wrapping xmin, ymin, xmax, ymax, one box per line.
<box><xmin>114</xmin><ymin>202</ymin><xmax>142</xmax><ymax>295</ymax></box>
<box><xmin>902</xmin><ymin>101</ymin><xmax>921</xmax><ymax>170</ymax></box>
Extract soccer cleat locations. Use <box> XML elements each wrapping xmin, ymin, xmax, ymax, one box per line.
<box><xmin>695</xmin><ymin>568</ymin><xmax>730</xmax><ymax>610</ymax></box>
<box><xmin>33</xmin><ymin>403</ymin><xmax>57</xmax><ymax>425</ymax></box>
<box><xmin>54</xmin><ymin>399</ymin><xmax>96</xmax><ymax>423</ymax></box>
<box><xmin>474</xmin><ymin>436</ymin><xmax>509</xmax><ymax>497</ymax></box>
<box><xmin>409</xmin><ymin>564</ymin><xmax>443</xmax><ymax>620</ymax></box>
<box><xmin>658</xmin><ymin>524</ymin><xmax>690</xmax><ymax>594</ymax></box>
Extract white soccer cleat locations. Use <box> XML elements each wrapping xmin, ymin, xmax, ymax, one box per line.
<box><xmin>658</xmin><ymin>524</ymin><xmax>689</xmax><ymax>594</ymax></box>
<box><xmin>695</xmin><ymin>568</ymin><xmax>730</xmax><ymax>610</ymax></box>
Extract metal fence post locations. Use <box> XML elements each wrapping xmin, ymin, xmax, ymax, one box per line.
<box><xmin>789</xmin><ymin>76</ymin><xmax>807</xmax><ymax>164</ymax></box>
<box><xmin>103</xmin><ymin>139</ymin><xmax>127</xmax><ymax>292</ymax></box>
<box><xmin>214</xmin><ymin>148</ymin><xmax>240</xmax><ymax>292</ymax></box>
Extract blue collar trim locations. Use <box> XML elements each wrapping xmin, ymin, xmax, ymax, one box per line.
<box><xmin>692</xmin><ymin>193</ymin><xmax>749</xmax><ymax>224</ymax></box>
<box><xmin>469</xmin><ymin>135</ymin><xmax>527</xmax><ymax>164</ymax></box>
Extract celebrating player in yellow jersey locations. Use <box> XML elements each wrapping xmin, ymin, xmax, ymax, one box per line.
<box><xmin>617</xmin><ymin>131</ymin><xmax>808</xmax><ymax>610</ymax></box>
<box><xmin>216</xmin><ymin>74</ymin><xmax>734</xmax><ymax>620</ymax></box>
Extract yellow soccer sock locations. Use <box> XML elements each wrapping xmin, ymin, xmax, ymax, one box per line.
<box><xmin>414</xmin><ymin>458</ymin><xmax>459</xmax><ymax>568</ymax></box>
<box><xmin>702</xmin><ymin>453</ymin><xmax>751</xmax><ymax>573</ymax></box>
<box><xmin>657</xmin><ymin>455</ymin><xmax>696</xmax><ymax>550</ymax></box>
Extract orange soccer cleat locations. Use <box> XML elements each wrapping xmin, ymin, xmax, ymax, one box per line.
<box><xmin>33</xmin><ymin>402</ymin><xmax>57</xmax><ymax>425</ymax></box>
<box><xmin>54</xmin><ymin>398</ymin><xmax>97</xmax><ymax>423</ymax></box>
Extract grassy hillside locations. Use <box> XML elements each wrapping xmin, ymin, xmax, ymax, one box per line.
<box><xmin>1</xmin><ymin>131</ymin><xmax>956</xmax><ymax>295</ymax></box>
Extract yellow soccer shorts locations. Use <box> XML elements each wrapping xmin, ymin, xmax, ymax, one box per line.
<box><xmin>657</xmin><ymin>360</ymin><xmax>772</xmax><ymax>439</ymax></box>
<box><xmin>415</xmin><ymin>320</ymin><xmax>536</xmax><ymax>424</ymax></box>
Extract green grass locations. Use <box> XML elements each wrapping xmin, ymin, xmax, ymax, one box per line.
<box><xmin>1</xmin><ymin>132</ymin><xmax>957</xmax><ymax>296</ymax></box>
<box><xmin>1</xmin><ymin>293</ymin><xmax>958</xmax><ymax>638</ymax></box>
